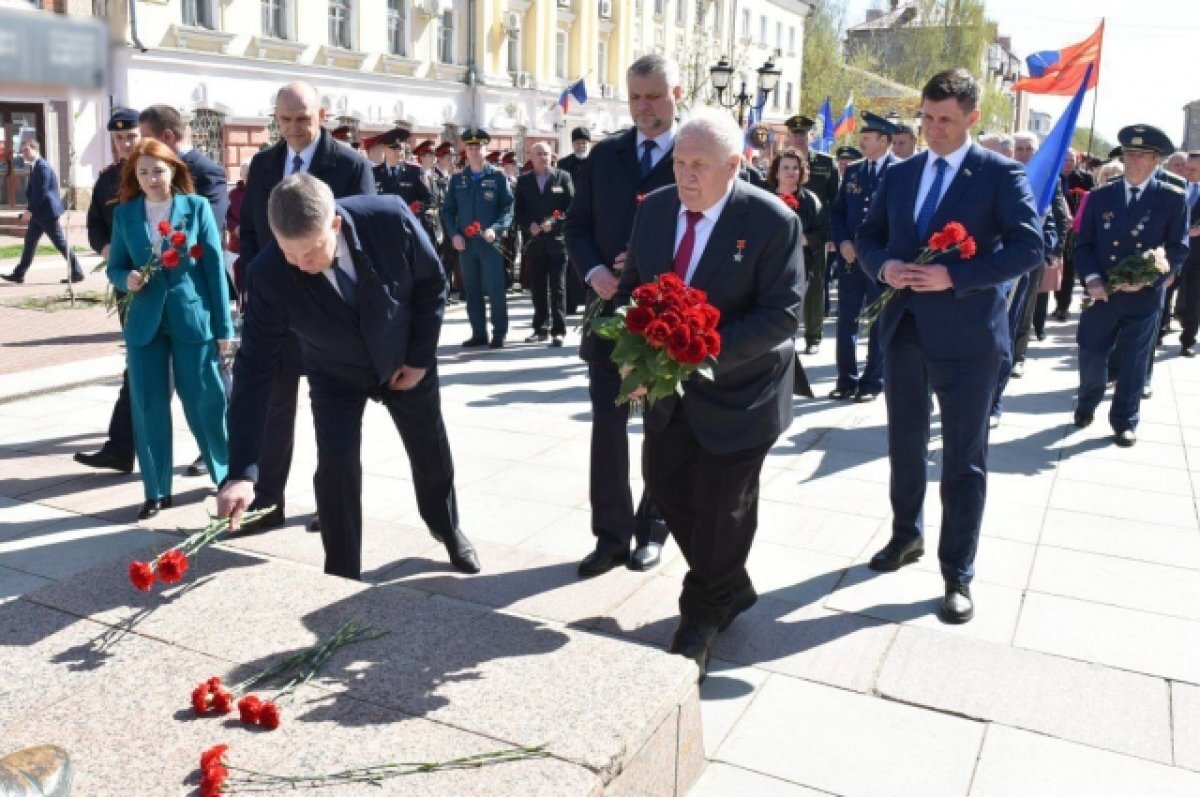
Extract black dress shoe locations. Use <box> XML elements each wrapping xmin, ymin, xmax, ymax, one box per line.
<box><xmin>60</xmin><ymin>274</ymin><xmax>84</xmax><ymax>284</ymax></box>
<box><xmin>1113</xmin><ymin>429</ymin><xmax>1137</xmax><ymax>448</ymax></box>
<box><xmin>1073</xmin><ymin>410</ymin><xmax>1093</xmax><ymax>429</ymax></box>
<box><xmin>432</xmin><ymin>528</ymin><xmax>481</xmax><ymax>574</ymax></box>
<box><xmin>828</xmin><ymin>387</ymin><xmax>855</xmax><ymax>400</ymax></box>
<box><xmin>940</xmin><ymin>582</ymin><xmax>974</xmax><ymax>624</ymax></box>
<box><xmin>578</xmin><ymin>545</ymin><xmax>628</xmax><ymax>577</ymax></box>
<box><xmin>667</xmin><ymin>617</ymin><xmax>719</xmax><ymax>682</ymax></box>
<box><xmin>854</xmin><ymin>392</ymin><xmax>879</xmax><ymax>403</ymax></box>
<box><xmin>136</xmin><ymin>496</ymin><xmax>172</xmax><ymax>520</ymax></box>
<box><xmin>488</xmin><ymin>336</ymin><xmax>505</xmax><ymax>349</ymax></box>
<box><xmin>524</xmin><ymin>331</ymin><xmax>549</xmax><ymax>343</ymax></box>
<box><xmin>308</xmin><ymin>515</ymin><xmax>321</xmax><ymax>533</ymax></box>
<box><xmin>1052</xmin><ymin>308</ymin><xmax>1068</xmax><ymax>322</ymax></box>
<box><xmin>237</xmin><ymin>505</ymin><xmax>285</xmax><ymax>535</ymax></box>
<box><xmin>1182</xmin><ymin>345</ymin><xmax>1195</xmax><ymax>358</ymax></box>
<box><xmin>73</xmin><ymin>448</ymin><xmax>134</xmax><ymax>474</ymax></box>
<box><xmin>1011</xmin><ymin>360</ymin><xmax>1025</xmax><ymax>378</ymax></box>
<box><xmin>1035</xmin><ymin>330</ymin><xmax>1046</xmax><ymax>341</ymax></box>
<box><xmin>2</xmin><ymin>272</ymin><xmax>26</xmax><ymax>284</ymax></box>
<box><xmin>629</xmin><ymin>543</ymin><xmax>662</xmax><ymax>571</ymax></box>
<box><xmin>186</xmin><ymin>455</ymin><xmax>207</xmax><ymax>477</ymax></box>
<box><xmin>462</xmin><ymin>336</ymin><xmax>488</xmax><ymax>347</ymax></box>
<box><xmin>550</xmin><ymin>335</ymin><xmax>564</xmax><ymax>348</ymax></box>
<box><xmin>0</xmin><ymin>744</ymin><xmax>74</xmax><ymax>797</ymax></box>
<box><xmin>868</xmin><ymin>535</ymin><xmax>924</xmax><ymax>572</ymax></box>
<box><xmin>803</xmin><ymin>343</ymin><xmax>819</xmax><ymax>355</ymax></box>
<box><xmin>719</xmin><ymin>584</ymin><xmax>759</xmax><ymax>632</ymax></box>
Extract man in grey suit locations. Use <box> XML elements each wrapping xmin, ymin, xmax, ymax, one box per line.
<box><xmin>617</xmin><ymin>108</ymin><xmax>806</xmax><ymax>680</ymax></box>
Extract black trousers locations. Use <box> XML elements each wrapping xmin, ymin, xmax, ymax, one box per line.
<box><xmin>587</xmin><ymin>359</ymin><xmax>669</xmax><ymax>552</ymax></box>
<box><xmin>1013</xmin><ymin>262</ymin><xmax>1046</xmax><ymax>362</ymax></box>
<box><xmin>14</xmin><ymin>216</ymin><xmax>83</xmax><ymax>278</ymax></box>
<box><xmin>526</xmin><ymin>245</ymin><xmax>567</xmax><ymax>336</ymax></box>
<box><xmin>644</xmin><ymin>403</ymin><xmax>773</xmax><ymax>626</ymax></box>
<box><xmin>252</xmin><ymin>333</ymin><xmax>304</xmax><ymax>512</ymax></box>
<box><xmin>1180</xmin><ymin>261</ymin><xmax>1200</xmax><ymax>348</ymax></box>
<box><xmin>1054</xmin><ymin>234</ymin><xmax>1077</xmax><ymax>313</ymax></box>
<box><xmin>100</xmin><ymin>369</ymin><xmax>135</xmax><ymax>459</ymax></box>
<box><xmin>310</xmin><ymin>368</ymin><xmax>458</xmax><ymax>580</ymax></box>
<box><xmin>1032</xmin><ymin>292</ymin><xmax>1050</xmax><ymax>337</ymax></box>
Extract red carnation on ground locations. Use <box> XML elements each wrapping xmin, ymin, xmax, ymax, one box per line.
<box><xmin>170</xmin><ymin>230</ymin><xmax>187</xmax><ymax>247</ymax></box>
<box><xmin>155</xmin><ymin>549</ymin><xmax>189</xmax><ymax>584</ymax></box>
<box><xmin>188</xmin><ymin>244</ymin><xmax>203</xmax><ymax>260</ymax></box>
<box><xmin>161</xmin><ymin>248</ymin><xmax>181</xmax><ymax>268</ymax></box>
<box><xmin>211</xmin><ymin>689</ymin><xmax>235</xmax><ymax>715</ymax></box>
<box><xmin>156</xmin><ymin>220</ymin><xmax>172</xmax><ymax>236</ymax></box>
<box><xmin>128</xmin><ymin>560</ymin><xmax>155</xmax><ymax>592</ymax></box>
<box><xmin>781</xmin><ymin>193</ymin><xmax>800</xmax><ymax>210</ymax></box>
<box><xmin>237</xmin><ymin>695</ymin><xmax>263</xmax><ymax>724</ymax></box>
<box><xmin>258</xmin><ymin>701</ymin><xmax>282</xmax><ymax>730</ymax></box>
<box><xmin>200</xmin><ymin>744</ymin><xmax>228</xmax><ymax>771</ymax></box>
<box><xmin>191</xmin><ymin>682</ymin><xmax>211</xmax><ymax>715</ymax></box>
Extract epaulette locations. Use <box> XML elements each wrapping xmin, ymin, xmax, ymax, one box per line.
<box><xmin>1161</xmin><ymin>181</ymin><xmax>1184</xmax><ymax>194</ymax></box>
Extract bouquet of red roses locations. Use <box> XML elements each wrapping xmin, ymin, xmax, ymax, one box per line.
<box><xmin>108</xmin><ymin>219</ymin><xmax>203</xmax><ymax>316</ymax></box>
<box><xmin>858</xmin><ymin>221</ymin><xmax>977</xmax><ymax>328</ymax></box>
<box><xmin>591</xmin><ymin>273</ymin><xmax>721</xmax><ymax>410</ymax></box>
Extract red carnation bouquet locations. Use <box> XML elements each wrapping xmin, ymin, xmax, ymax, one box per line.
<box><xmin>780</xmin><ymin>193</ymin><xmax>800</xmax><ymax>211</ymax></box>
<box><xmin>108</xmin><ymin>219</ymin><xmax>203</xmax><ymax>316</ymax></box>
<box><xmin>462</xmin><ymin>220</ymin><xmax>514</xmax><ymax>264</ymax></box>
<box><xmin>591</xmin><ymin>273</ymin><xmax>721</xmax><ymax>410</ymax></box>
<box><xmin>858</xmin><ymin>221</ymin><xmax>977</xmax><ymax>327</ymax></box>
<box><xmin>128</xmin><ymin>506</ymin><xmax>276</xmax><ymax>592</ymax></box>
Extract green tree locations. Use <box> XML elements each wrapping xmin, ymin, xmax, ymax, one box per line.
<box><xmin>1071</xmin><ymin>127</ymin><xmax>1115</xmax><ymax>158</ymax></box>
<box><xmin>800</xmin><ymin>0</ymin><xmax>849</xmax><ymax>117</ymax></box>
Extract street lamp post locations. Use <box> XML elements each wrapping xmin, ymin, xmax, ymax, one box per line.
<box><xmin>708</xmin><ymin>56</ymin><xmax>782</xmax><ymax>127</ymax></box>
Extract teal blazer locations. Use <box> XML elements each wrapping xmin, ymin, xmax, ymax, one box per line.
<box><xmin>107</xmin><ymin>193</ymin><xmax>233</xmax><ymax>348</ymax></box>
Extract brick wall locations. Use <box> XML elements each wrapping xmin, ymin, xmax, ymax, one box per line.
<box><xmin>222</xmin><ymin>125</ymin><xmax>272</xmax><ymax>180</ymax></box>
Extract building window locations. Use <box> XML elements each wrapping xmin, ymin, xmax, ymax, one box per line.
<box><xmin>714</xmin><ymin>0</ymin><xmax>723</xmax><ymax>35</ymax></box>
<box><xmin>788</xmin><ymin>25</ymin><xmax>796</xmax><ymax>55</ymax></box>
<box><xmin>387</xmin><ymin>0</ymin><xmax>407</xmax><ymax>56</ymax></box>
<box><xmin>785</xmin><ymin>81</ymin><xmax>794</xmax><ymax>110</ymax></box>
<box><xmin>190</xmin><ymin>110</ymin><xmax>224</xmax><ymax>163</ymax></box>
<box><xmin>507</xmin><ymin>27</ymin><xmax>521</xmax><ymax>73</ymax></box>
<box><xmin>329</xmin><ymin>0</ymin><xmax>352</xmax><ymax>49</ymax></box>
<box><xmin>759</xmin><ymin>15</ymin><xmax>767</xmax><ymax>45</ymax></box>
<box><xmin>597</xmin><ymin>39</ymin><xmax>608</xmax><ymax>81</ymax></box>
<box><xmin>555</xmin><ymin>30</ymin><xmax>568</xmax><ymax>78</ymax></box>
<box><xmin>438</xmin><ymin>10</ymin><xmax>455</xmax><ymax>63</ymax></box>
<box><xmin>676</xmin><ymin>0</ymin><xmax>685</xmax><ymax>25</ymax></box>
<box><xmin>261</xmin><ymin>0</ymin><xmax>288</xmax><ymax>39</ymax></box>
<box><xmin>740</xmin><ymin>8</ymin><xmax>750</xmax><ymax>40</ymax></box>
<box><xmin>183</xmin><ymin>0</ymin><xmax>214</xmax><ymax>28</ymax></box>
<box><xmin>772</xmin><ymin>84</ymin><xmax>780</xmax><ymax>109</ymax></box>
<box><xmin>654</xmin><ymin>0</ymin><xmax>665</xmax><ymax>17</ymax></box>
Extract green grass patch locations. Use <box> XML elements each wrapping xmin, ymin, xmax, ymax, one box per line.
<box><xmin>0</xmin><ymin>244</ymin><xmax>90</xmax><ymax>259</ymax></box>
<box><xmin>5</xmin><ymin>290</ymin><xmax>108</xmax><ymax>312</ymax></box>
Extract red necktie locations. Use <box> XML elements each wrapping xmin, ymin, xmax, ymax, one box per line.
<box><xmin>673</xmin><ymin>210</ymin><xmax>704</xmax><ymax>281</ymax></box>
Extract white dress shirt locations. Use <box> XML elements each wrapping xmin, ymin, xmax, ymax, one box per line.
<box><xmin>636</xmin><ymin>127</ymin><xmax>676</xmax><ymax>171</ymax></box>
<box><xmin>322</xmin><ymin>228</ymin><xmax>358</xmax><ymax>299</ymax></box>
<box><xmin>674</xmin><ymin>182</ymin><xmax>735</xmax><ymax>285</ymax></box>
<box><xmin>286</xmin><ymin>138</ymin><xmax>321</xmax><ymax>177</ymax></box>
<box><xmin>912</xmin><ymin>138</ymin><xmax>972</xmax><ymax>223</ymax></box>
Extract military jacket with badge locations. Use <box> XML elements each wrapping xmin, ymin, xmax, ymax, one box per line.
<box><xmin>805</xmin><ymin>150</ymin><xmax>840</xmax><ymax>238</ymax></box>
<box><xmin>831</xmin><ymin>153</ymin><xmax>896</xmax><ymax>246</ymax></box>
<box><xmin>374</xmin><ymin>162</ymin><xmax>433</xmax><ymax>207</ymax></box>
<box><xmin>439</xmin><ymin>163</ymin><xmax>515</xmax><ymax>240</ymax></box>
<box><xmin>1074</xmin><ymin>178</ymin><xmax>1190</xmax><ymax>314</ymax></box>
<box><xmin>86</xmin><ymin>160</ymin><xmax>125</xmax><ymax>255</ymax></box>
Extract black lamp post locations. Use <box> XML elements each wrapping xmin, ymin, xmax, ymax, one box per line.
<box><xmin>709</xmin><ymin>56</ymin><xmax>782</xmax><ymax>126</ymax></box>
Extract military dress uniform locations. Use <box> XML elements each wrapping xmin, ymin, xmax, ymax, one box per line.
<box><xmin>432</xmin><ymin>142</ymin><xmax>463</xmax><ymax>298</ymax></box>
<box><xmin>1074</xmin><ymin>125</ymin><xmax>1189</xmax><ymax>444</ymax></box>
<box><xmin>785</xmin><ymin>115</ymin><xmax>840</xmax><ymax>352</ymax></box>
<box><xmin>440</xmin><ymin>128</ymin><xmax>515</xmax><ymax>347</ymax></box>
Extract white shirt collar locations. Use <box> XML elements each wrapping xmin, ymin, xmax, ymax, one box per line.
<box><xmin>636</xmin><ymin>126</ymin><xmax>675</xmax><ymax>155</ymax></box>
<box><xmin>1124</xmin><ymin>175</ymin><xmax>1152</xmax><ymax>195</ymax></box>
<box><xmin>678</xmin><ymin>180</ymin><xmax>735</xmax><ymax>225</ymax></box>
<box><xmin>869</xmin><ymin>152</ymin><xmax>891</xmax><ymax>170</ymax></box>
<box><xmin>287</xmin><ymin>138</ymin><xmax>321</xmax><ymax>169</ymax></box>
<box><xmin>176</xmin><ymin>143</ymin><xmax>193</xmax><ymax>156</ymax></box>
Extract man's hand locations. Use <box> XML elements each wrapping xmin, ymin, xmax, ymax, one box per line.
<box><xmin>1046</xmin><ymin>257</ymin><xmax>1061</xmax><ymax>270</ymax></box>
<box><xmin>612</xmin><ymin>251</ymin><xmax>628</xmax><ymax>273</ymax></box>
<box><xmin>880</xmin><ymin>260</ymin><xmax>914</xmax><ymax>289</ymax></box>
<box><xmin>126</xmin><ymin>271</ymin><xmax>145</xmax><ymax>292</ymax></box>
<box><xmin>1166</xmin><ymin>273</ymin><xmax>1176</xmax><ymax>289</ymax></box>
<box><xmin>540</xmin><ymin>220</ymin><xmax>553</xmax><ymax>233</ymax></box>
<box><xmin>388</xmin><ymin>365</ymin><xmax>427</xmax><ymax>391</ymax></box>
<box><xmin>482</xmin><ymin>228</ymin><xmax>497</xmax><ymax>243</ymax></box>
<box><xmin>1085</xmin><ymin>278</ymin><xmax>1108</xmax><ymax>302</ymax></box>
<box><xmin>216</xmin><ymin>480</ymin><xmax>255</xmax><ymax>532</ymax></box>
<box><xmin>627</xmin><ymin>386</ymin><xmax>648</xmax><ymax>401</ymax></box>
<box><xmin>452</xmin><ymin>234</ymin><xmax>466</xmax><ymax>252</ymax></box>
<box><xmin>589</xmin><ymin>267</ymin><xmax>620</xmax><ymax>300</ymax></box>
<box><xmin>839</xmin><ymin>241</ymin><xmax>857</xmax><ymax>264</ymax></box>
<box><xmin>1190</xmin><ymin>224</ymin><xmax>1200</xmax><ymax>238</ymax></box>
<box><xmin>528</xmin><ymin>222</ymin><xmax>541</xmax><ymax>235</ymax></box>
<box><xmin>906</xmin><ymin>264</ymin><xmax>953</xmax><ymax>292</ymax></box>
<box><xmin>825</xmin><ymin>241</ymin><xmax>836</xmax><ymax>253</ymax></box>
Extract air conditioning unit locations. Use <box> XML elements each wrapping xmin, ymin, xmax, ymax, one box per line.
<box><xmin>419</xmin><ymin>0</ymin><xmax>446</xmax><ymax>17</ymax></box>
<box><xmin>600</xmin><ymin>83</ymin><xmax>615</xmax><ymax>99</ymax></box>
<box><xmin>599</xmin><ymin>0</ymin><xmax>612</xmax><ymax>18</ymax></box>
<box><xmin>514</xmin><ymin>71</ymin><xmax>534</xmax><ymax>89</ymax></box>
<box><xmin>503</xmin><ymin>11</ymin><xmax>521</xmax><ymax>33</ymax></box>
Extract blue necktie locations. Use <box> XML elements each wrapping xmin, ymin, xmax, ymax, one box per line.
<box><xmin>915</xmin><ymin>157</ymin><xmax>948</xmax><ymax>240</ymax></box>
<box><xmin>868</xmin><ymin>161</ymin><xmax>878</xmax><ymax>191</ymax></box>
<box><xmin>639</xmin><ymin>140</ymin><xmax>656</xmax><ymax>177</ymax></box>
<box><xmin>333</xmin><ymin>259</ymin><xmax>357</xmax><ymax>306</ymax></box>
<box><xmin>291</xmin><ymin>154</ymin><xmax>304</xmax><ymax>176</ymax></box>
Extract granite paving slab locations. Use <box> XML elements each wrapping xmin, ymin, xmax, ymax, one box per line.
<box><xmin>690</xmin><ymin>763</ymin><xmax>834</xmax><ymax>796</ymax></box>
<box><xmin>1038</xmin><ymin>508</ymin><xmax>1200</xmax><ymax>570</ymax></box>
<box><xmin>1173</xmin><ymin>681</ymin><xmax>1200</xmax><ymax>772</ymax></box>
<box><xmin>1028</xmin><ymin>545</ymin><xmax>1200</xmax><ymax>621</ymax></box>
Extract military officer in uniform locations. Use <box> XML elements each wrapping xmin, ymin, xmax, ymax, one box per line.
<box><xmin>440</xmin><ymin>128</ymin><xmax>514</xmax><ymax>349</ymax></box>
<box><xmin>786</xmin><ymin>114</ymin><xmax>840</xmax><ymax>352</ymax></box>
<box><xmin>433</xmin><ymin>142</ymin><xmax>464</xmax><ymax>302</ymax></box>
<box><xmin>499</xmin><ymin>151</ymin><xmax>523</xmax><ymax>289</ymax></box>
<box><xmin>373</xmin><ymin>128</ymin><xmax>432</xmax><ymax>209</ymax></box>
<box><xmin>830</xmin><ymin>112</ymin><xmax>900</xmax><ymax>404</ymax></box>
<box><xmin>1074</xmin><ymin>124</ymin><xmax>1189</xmax><ymax>446</ymax></box>
<box><xmin>891</xmin><ymin>121</ymin><xmax>918</xmax><ymax>160</ymax></box>
<box><xmin>835</xmin><ymin>145</ymin><xmax>862</xmax><ymax>178</ymax></box>
<box><xmin>74</xmin><ymin>107</ymin><xmax>142</xmax><ymax>474</ymax></box>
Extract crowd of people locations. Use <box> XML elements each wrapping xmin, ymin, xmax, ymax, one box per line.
<box><xmin>5</xmin><ymin>52</ymin><xmax>1195</xmax><ymax>681</ymax></box>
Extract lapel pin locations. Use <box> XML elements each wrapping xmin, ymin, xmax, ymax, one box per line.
<box><xmin>734</xmin><ymin>240</ymin><xmax>746</xmax><ymax>262</ymax></box>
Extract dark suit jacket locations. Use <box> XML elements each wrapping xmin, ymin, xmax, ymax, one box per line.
<box><xmin>374</xmin><ymin>162</ymin><xmax>433</xmax><ymax>207</ymax></box>
<box><xmin>514</xmin><ymin>168</ymin><xmax>574</xmax><ymax>256</ymax></box>
<box><xmin>831</xmin><ymin>153</ymin><xmax>897</xmax><ymax>245</ymax></box>
<box><xmin>857</xmin><ymin>142</ymin><xmax>1044</xmax><ymax>360</ymax></box>
<box><xmin>86</xmin><ymin>161</ymin><xmax>123</xmax><ymax>253</ymax></box>
<box><xmin>26</xmin><ymin>158</ymin><xmax>64</xmax><ymax>223</ymax></box>
<box><xmin>565</xmin><ymin>128</ymin><xmax>677</xmax><ymax>362</ymax></box>
<box><xmin>240</xmin><ymin>128</ymin><xmax>376</xmax><ymax>266</ymax></box>
<box><xmin>228</xmin><ymin>195</ymin><xmax>446</xmax><ymax>482</ymax></box>
<box><xmin>617</xmin><ymin>180</ymin><xmax>805</xmax><ymax>455</ymax></box>
<box><xmin>557</xmin><ymin>152</ymin><xmax>586</xmax><ymax>184</ymax></box>
<box><xmin>181</xmin><ymin>147</ymin><xmax>230</xmax><ymax>234</ymax></box>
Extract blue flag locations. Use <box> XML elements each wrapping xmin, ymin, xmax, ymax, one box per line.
<box><xmin>1025</xmin><ymin>63</ymin><xmax>1094</xmax><ymax>215</ymax></box>
<box><xmin>816</xmin><ymin>97</ymin><xmax>835</xmax><ymax>153</ymax></box>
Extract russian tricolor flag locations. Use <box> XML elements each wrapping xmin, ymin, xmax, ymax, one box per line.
<box><xmin>832</xmin><ymin>93</ymin><xmax>855</xmax><ymax>139</ymax></box>
<box><xmin>1013</xmin><ymin>21</ymin><xmax>1103</xmax><ymax>96</ymax></box>
<box><xmin>558</xmin><ymin>78</ymin><xmax>588</xmax><ymax>113</ymax></box>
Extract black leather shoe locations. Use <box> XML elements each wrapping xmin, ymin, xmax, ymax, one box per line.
<box><xmin>0</xmin><ymin>744</ymin><xmax>74</xmax><ymax>797</ymax></box>
<box><xmin>940</xmin><ymin>582</ymin><xmax>974</xmax><ymax>624</ymax></box>
<box><xmin>237</xmin><ymin>505</ymin><xmax>285</xmax><ymax>535</ymax></box>
<box><xmin>1035</xmin><ymin>330</ymin><xmax>1046</xmax><ymax>341</ymax></box>
<box><xmin>308</xmin><ymin>515</ymin><xmax>321</xmax><ymax>533</ymax></box>
<box><xmin>854</xmin><ymin>392</ymin><xmax>879</xmax><ymax>403</ymax></box>
<box><xmin>803</xmin><ymin>343</ymin><xmax>819</xmax><ymax>355</ymax></box>
<box><xmin>431</xmin><ymin>528</ymin><xmax>481</xmax><ymax>574</ymax></box>
<box><xmin>524</xmin><ymin>331</ymin><xmax>549</xmax><ymax>343</ymax></box>
<box><xmin>186</xmin><ymin>456</ymin><xmax>207</xmax><ymax>477</ymax></box>
<box><xmin>989</xmin><ymin>414</ymin><xmax>1001</xmax><ymax>430</ymax></box>
<box><xmin>1073</xmin><ymin>411</ymin><xmax>1093</xmax><ymax>429</ymax></box>
<box><xmin>488</xmin><ymin>336</ymin><xmax>505</xmax><ymax>349</ymax></box>
<box><xmin>1011</xmin><ymin>360</ymin><xmax>1025</xmax><ymax>378</ymax></box>
<box><xmin>136</xmin><ymin>496</ymin><xmax>172</xmax><ymax>520</ymax></box>
<box><xmin>550</xmin><ymin>335</ymin><xmax>564</xmax><ymax>348</ymax></box>
<box><xmin>60</xmin><ymin>274</ymin><xmax>84</xmax><ymax>284</ymax></box>
<box><xmin>719</xmin><ymin>584</ymin><xmax>759</xmax><ymax>632</ymax></box>
<box><xmin>1142</xmin><ymin>386</ymin><xmax>1153</xmax><ymax>399</ymax></box>
<box><xmin>1052</xmin><ymin>308</ymin><xmax>1068</xmax><ymax>322</ymax></box>
<box><xmin>462</xmin><ymin>336</ymin><xmax>488</xmax><ymax>347</ymax></box>
<box><xmin>2</xmin><ymin>272</ymin><xmax>26</xmax><ymax>284</ymax></box>
<box><xmin>667</xmin><ymin>617</ymin><xmax>719</xmax><ymax>682</ymax></box>
<box><xmin>868</xmin><ymin>535</ymin><xmax>924</xmax><ymax>572</ymax></box>
<box><xmin>828</xmin><ymin>387</ymin><xmax>854</xmax><ymax>400</ymax></box>
<box><xmin>73</xmin><ymin>448</ymin><xmax>134</xmax><ymax>474</ymax></box>
<box><xmin>578</xmin><ymin>545</ymin><xmax>628</xmax><ymax>577</ymax></box>
<box><xmin>629</xmin><ymin>543</ymin><xmax>662</xmax><ymax>571</ymax></box>
<box><xmin>1113</xmin><ymin>429</ymin><xmax>1137</xmax><ymax>448</ymax></box>
<box><xmin>1183</xmin><ymin>345</ymin><xmax>1195</xmax><ymax>358</ymax></box>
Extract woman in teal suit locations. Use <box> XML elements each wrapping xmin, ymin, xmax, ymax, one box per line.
<box><xmin>107</xmin><ymin>138</ymin><xmax>233</xmax><ymax>519</ymax></box>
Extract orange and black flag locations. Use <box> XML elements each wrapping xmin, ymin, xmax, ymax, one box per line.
<box><xmin>1013</xmin><ymin>20</ymin><xmax>1104</xmax><ymax>96</ymax></box>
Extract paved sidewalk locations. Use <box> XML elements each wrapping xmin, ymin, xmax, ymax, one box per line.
<box><xmin>1</xmin><ymin>296</ymin><xmax>1198</xmax><ymax>796</ymax></box>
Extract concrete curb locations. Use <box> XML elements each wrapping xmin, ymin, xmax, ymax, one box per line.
<box><xmin>0</xmin><ymin>354</ymin><xmax>124</xmax><ymax>405</ymax></box>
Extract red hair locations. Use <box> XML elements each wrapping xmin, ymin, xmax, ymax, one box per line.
<box><xmin>118</xmin><ymin>138</ymin><xmax>195</xmax><ymax>203</ymax></box>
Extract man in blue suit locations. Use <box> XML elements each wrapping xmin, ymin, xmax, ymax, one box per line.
<box><xmin>138</xmin><ymin>105</ymin><xmax>229</xmax><ymax>234</ymax></box>
<box><xmin>3</xmin><ymin>139</ymin><xmax>84</xmax><ymax>284</ymax></box>
<box><xmin>829</xmin><ymin>112</ymin><xmax>900</xmax><ymax>402</ymax></box>
<box><xmin>217</xmin><ymin>174</ymin><xmax>479</xmax><ymax>580</ymax></box>
<box><xmin>1074</xmin><ymin>124</ymin><xmax>1189</xmax><ymax>446</ymax></box>
<box><xmin>857</xmin><ymin>68</ymin><xmax>1043</xmax><ymax>624</ymax></box>
<box><xmin>565</xmin><ymin>53</ymin><xmax>680</xmax><ymax>576</ymax></box>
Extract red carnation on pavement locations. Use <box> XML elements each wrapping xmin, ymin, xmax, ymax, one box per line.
<box><xmin>191</xmin><ymin>682</ymin><xmax>212</xmax><ymax>715</ymax></box>
<box><xmin>625</xmin><ymin>305</ymin><xmax>654</xmax><ymax>334</ymax></box>
<box><xmin>237</xmin><ymin>695</ymin><xmax>263</xmax><ymax>724</ymax></box>
<box><xmin>958</xmin><ymin>237</ymin><xmax>978</xmax><ymax>259</ymax></box>
<box><xmin>128</xmin><ymin>560</ymin><xmax>156</xmax><ymax>592</ymax></box>
<box><xmin>161</xmin><ymin>248</ymin><xmax>181</xmax><ymax>269</ymax></box>
<box><xmin>170</xmin><ymin>230</ymin><xmax>187</xmax><ymax>247</ymax></box>
<box><xmin>211</xmin><ymin>689</ymin><xmax>235</xmax><ymax>715</ymax></box>
<box><xmin>155</xmin><ymin>549</ymin><xmax>189</xmax><ymax>584</ymax></box>
<box><xmin>200</xmin><ymin>744</ymin><xmax>228</xmax><ymax>771</ymax></box>
<box><xmin>189</xmin><ymin>244</ymin><xmax>204</xmax><ymax>260</ymax></box>
<box><xmin>258</xmin><ymin>701</ymin><xmax>282</xmax><ymax>730</ymax></box>
<box><xmin>156</xmin><ymin>220</ymin><xmax>172</xmax><ymax>236</ymax></box>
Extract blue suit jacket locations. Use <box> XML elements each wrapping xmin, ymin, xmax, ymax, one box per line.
<box><xmin>227</xmin><ymin>195</ymin><xmax>447</xmax><ymax>482</ymax></box>
<box><xmin>857</xmin><ymin>143</ymin><xmax>1044</xmax><ymax>359</ymax></box>
<box><xmin>831</xmin><ymin>153</ymin><xmax>897</xmax><ymax>246</ymax></box>
<box><xmin>26</xmin><ymin>158</ymin><xmax>65</xmax><ymax>223</ymax></box>
<box><xmin>616</xmin><ymin>180</ymin><xmax>805</xmax><ymax>455</ymax></box>
<box><xmin>1073</xmin><ymin>178</ymin><xmax>1189</xmax><ymax>316</ymax></box>
<box><xmin>106</xmin><ymin>193</ymin><xmax>233</xmax><ymax>348</ymax></box>
<box><xmin>181</xmin><ymin>148</ymin><xmax>230</xmax><ymax>234</ymax></box>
